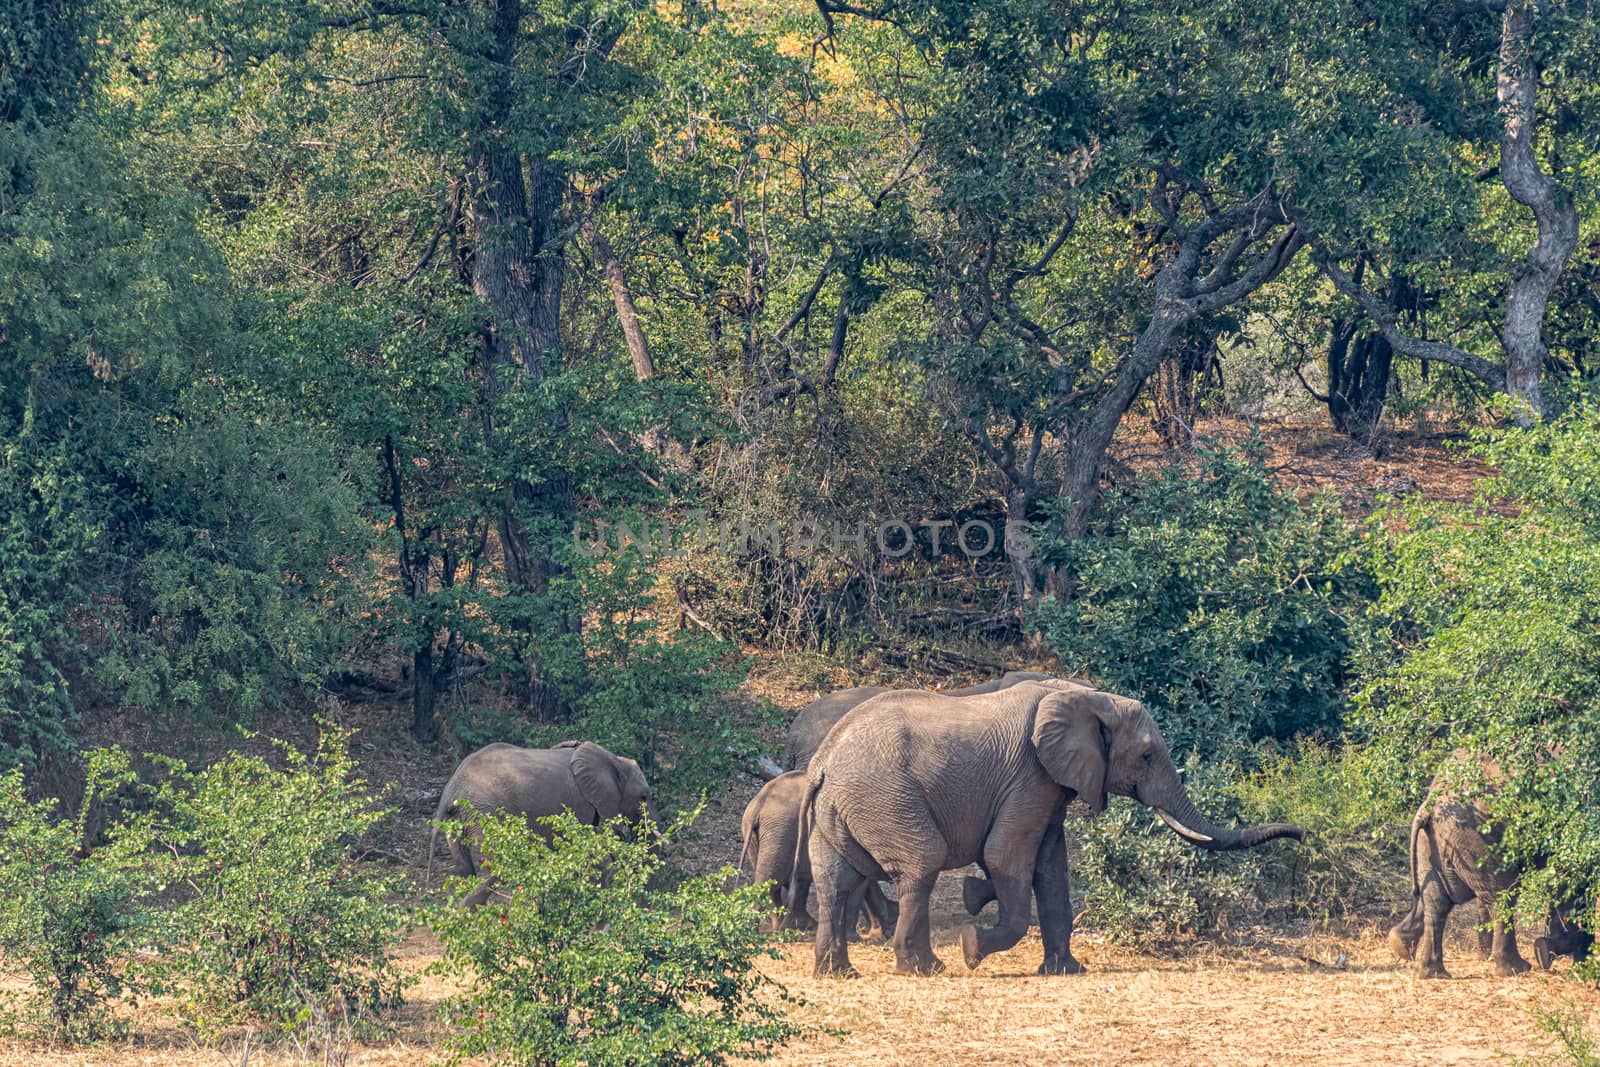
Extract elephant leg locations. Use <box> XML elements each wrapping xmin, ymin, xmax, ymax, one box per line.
<box><xmin>756</xmin><ymin>878</ymin><xmax>786</xmax><ymax>934</ymax></box>
<box><xmin>779</xmin><ymin>864</ymin><xmax>816</xmax><ymax>933</ymax></box>
<box><xmin>1535</xmin><ymin>908</ymin><xmax>1591</xmax><ymax>970</ymax></box>
<box><xmin>452</xmin><ymin>840</ymin><xmax>494</xmax><ymax>909</ymax></box>
<box><xmin>887</xmin><ymin>870</ymin><xmax>944</xmax><ymax>975</ymax></box>
<box><xmin>958</xmin><ymin>869</ymin><xmax>1032</xmax><ymax>971</ymax></box>
<box><xmin>861</xmin><ymin>882</ymin><xmax>897</xmax><ymax>940</ymax></box>
<box><xmin>1488</xmin><ymin>911</ymin><xmax>1531</xmax><ymax>977</ymax></box>
<box><xmin>1475</xmin><ymin>901</ymin><xmax>1494</xmax><ymax>960</ymax></box>
<box><xmin>810</xmin><ymin>831</ymin><xmax>863</xmax><ymax>978</ymax></box>
<box><xmin>1416</xmin><ymin>878</ymin><xmax>1452</xmax><ymax>979</ymax></box>
<box><xmin>1031</xmin><ymin>821</ymin><xmax>1083</xmax><ymax>976</ymax></box>
<box><xmin>1388</xmin><ymin>899</ymin><xmax>1423</xmax><ymax>962</ymax></box>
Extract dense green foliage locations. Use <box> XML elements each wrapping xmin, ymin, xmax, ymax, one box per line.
<box><xmin>5</xmin><ymin>0</ymin><xmax>1600</xmax><ymax>1042</ymax></box>
<box><xmin>1034</xmin><ymin>440</ymin><xmax>1370</xmax><ymax>755</ymax></box>
<box><xmin>150</xmin><ymin>729</ymin><xmax>409</xmax><ymax>1034</ymax></box>
<box><xmin>0</xmin><ymin>749</ymin><xmax>157</xmax><ymax>1041</ymax></box>
<box><xmin>1353</xmin><ymin>402</ymin><xmax>1600</xmax><ymax>935</ymax></box>
<box><xmin>431</xmin><ymin>809</ymin><xmax>806</xmax><ymax>1066</ymax></box>
<box><xmin>0</xmin><ymin>731</ymin><xmax>408</xmax><ymax>1043</ymax></box>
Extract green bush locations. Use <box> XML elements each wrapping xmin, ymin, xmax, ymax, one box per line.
<box><xmin>1515</xmin><ymin>1002</ymin><xmax>1600</xmax><ymax>1067</ymax></box>
<box><xmin>510</xmin><ymin>544</ymin><xmax>754</xmax><ymax>809</ymax></box>
<box><xmin>1074</xmin><ymin>744</ymin><xmax>1408</xmax><ymax>946</ymax></box>
<box><xmin>1353</xmin><ymin>401</ymin><xmax>1600</xmax><ymax>930</ymax></box>
<box><xmin>1232</xmin><ymin>741</ymin><xmax>1408</xmax><ymax>927</ymax></box>
<box><xmin>0</xmin><ymin>748</ymin><xmax>158</xmax><ymax>1041</ymax></box>
<box><xmin>1073</xmin><ymin>757</ymin><xmax>1265</xmax><ymax>947</ymax></box>
<box><xmin>1033</xmin><ymin>437</ymin><xmax>1370</xmax><ymax>757</ymax></box>
<box><xmin>430</xmin><ymin>808</ymin><xmax>807</xmax><ymax>1067</ymax></box>
<box><xmin>151</xmin><ymin>728</ymin><xmax>408</xmax><ymax>1035</ymax></box>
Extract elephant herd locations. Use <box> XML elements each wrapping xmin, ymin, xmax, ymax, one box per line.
<box><xmin>429</xmin><ymin>673</ymin><xmax>1593</xmax><ymax>979</ymax></box>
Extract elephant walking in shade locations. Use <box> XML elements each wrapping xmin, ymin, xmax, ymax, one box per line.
<box><xmin>800</xmin><ymin>682</ymin><xmax>1305</xmax><ymax>977</ymax></box>
<box><xmin>742</xmin><ymin>771</ymin><xmax>897</xmax><ymax>937</ymax></box>
<box><xmin>782</xmin><ymin>670</ymin><xmax>1054</xmax><ymax>772</ymax></box>
<box><xmin>428</xmin><ymin>740</ymin><xmax>656</xmax><ymax>907</ymax></box>
<box><xmin>1388</xmin><ymin>751</ymin><xmax>1593</xmax><ymax>978</ymax></box>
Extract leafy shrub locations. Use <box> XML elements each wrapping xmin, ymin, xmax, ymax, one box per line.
<box><xmin>1353</xmin><ymin>401</ymin><xmax>1600</xmax><ymax>931</ymax></box>
<box><xmin>1075</xmin><ymin>744</ymin><xmax>1408</xmax><ymax>946</ymax></box>
<box><xmin>431</xmin><ymin>808</ymin><xmax>807</xmax><ymax>1067</ymax></box>
<box><xmin>151</xmin><ymin>727</ymin><xmax>407</xmax><ymax>1035</ymax></box>
<box><xmin>1232</xmin><ymin>741</ymin><xmax>1408</xmax><ymax>927</ymax></box>
<box><xmin>1033</xmin><ymin>437</ymin><xmax>1370</xmax><ymax>757</ymax></box>
<box><xmin>1514</xmin><ymin>1002</ymin><xmax>1600</xmax><ymax>1067</ymax></box>
<box><xmin>0</xmin><ymin>748</ymin><xmax>158</xmax><ymax>1041</ymax></box>
<box><xmin>1073</xmin><ymin>757</ymin><xmax>1265</xmax><ymax>948</ymax></box>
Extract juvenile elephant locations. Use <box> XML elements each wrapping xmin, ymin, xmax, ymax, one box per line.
<box><xmin>429</xmin><ymin>739</ymin><xmax>655</xmax><ymax>906</ymax></box>
<box><xmin>802</xmin><ymin>682</ymin><xmax>1304</xmax><ymax>977</ymax></box>
<box><xmin>1388</xmin><ymin>751</ymin><xmax>1593</xmax><ymax>978</ymax></box>
<box><xmin>782</xmin><ymin>670</ymin><xmax>1054</xmax><ymax>772</ymax></box>
<box><xmin>741</xmin><ymin>771</ymin><xmax>897</xmax><ymax>937</ymax></box>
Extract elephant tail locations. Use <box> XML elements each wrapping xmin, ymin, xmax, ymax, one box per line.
<box><xmin>739</xmin><ymin>822</ymin><xmax>756</xmax><ymax>878</ymax></box>
<box><xmin>425</xmin><ymin>796</ymin><xmax>466</xmax><ymax>896</ymax></box>
<box><xmin>1407</xmin><ymin>802</ymin><xmax>1430</xmax><ymax>902</ymax></box>
<box><xmin>787</xmin><ymin>772</ymin><xmax>821</xmax><ymax>911</ymax></box>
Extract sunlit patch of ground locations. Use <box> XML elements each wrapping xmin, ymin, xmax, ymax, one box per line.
<box><xmin>753</xmin><ymin>925</ymin><xmax>1600</xmax><ymax>1066</ymax></box>
<box><xmin>4</xmin><ymin>911</ymin><xmax>1596</xmax><ymax>1066</ymax></box>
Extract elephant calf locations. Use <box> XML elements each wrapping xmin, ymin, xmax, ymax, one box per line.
<box><xmin>741</xmin><ymin>771</ymin><xmax>896</xmax><ymax>938</ymax></box>
<box><xmin>429</xmin><ymin>739</ymin><xmax>656</xmax><ymax>907</ymax></box>
<box><xmin>1389</xmin><ymin>750</ymin><xmax>1593</xmax><ymax>978</ymax></box>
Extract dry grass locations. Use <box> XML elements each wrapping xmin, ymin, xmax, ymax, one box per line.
<box><xmin>5</xmin><ymin>891</ymin><xmax>1596</xmax><ymax>1067</ymax></box>
<box><xmin>755</xmin><ymin>929</ymin><xmax>1600</xmax><ymax>1066</ymax></box>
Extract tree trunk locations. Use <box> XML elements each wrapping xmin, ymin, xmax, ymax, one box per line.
<box><xmin>1003</xmin><ymin>485</ymin><xmax>1039</xmax><ymax>604</ymax></box>
<box><xmin>1060</xmin><ymin>303</ymin><xmax>1190</xmax><ymax>539</ymax></box>
<box><xmin>412</xmin><ymin>642</ymin><xmax>440</xmax><ymax>742</ymax></box>
<box><xmin>467</xmin><ymin>0</ymin><xmax>576</xmax><ymax>719</ymax></box>
<box><xmin>1496</xmin><ymin>0</ymin><xmax>1578</xmax><ymax>424</ymax></box>
<box><xmin>1326</xmin><ymin>321</ymin><xmax>1393</xmax><ymax>442</ymax></box>
<box><xmin>1150</xmin><ymin>324</ymin><xmax>1222</xmax><ymax>449</ymax></box>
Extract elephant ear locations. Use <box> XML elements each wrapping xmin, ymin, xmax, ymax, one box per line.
<box><xmin>570</xmin><ymin>742</ymin><xmax>624</xmax><ymax>823</ymax></box>
<box><xmin>1032</xmin><ymin>688</ymin><xmax>1117</xmax><ymax>814</ymax></box>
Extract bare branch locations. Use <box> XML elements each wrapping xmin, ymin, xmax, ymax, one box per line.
<box><xmin>1308</xmin><ymin>242</ymin><xmax>1507</xmax><ymax>388</ymax></box>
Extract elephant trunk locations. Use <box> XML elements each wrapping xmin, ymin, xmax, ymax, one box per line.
<box><xmin>1145</xmin><ymin>775</ymin><xmax>1305</xmax><ymax>852</ymax></box>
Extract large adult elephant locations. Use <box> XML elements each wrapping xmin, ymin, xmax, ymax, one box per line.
<box><xmin>429</xmin><ymin>739</ymin><xmax>656</xmax><ymax>907</ymax></box>
<box><xmin>1387</xmin><ymin>750</ymin><xmax>1593</xmax><ymax>978</ymax></box>
<box><xmin>801</xmin><ymin>682</ymin><xmax>1305</xmax><ymax>977</ymax></box>
<box><xmin>782</xmin><ymin>670</ymin><xmax>1054</xmax><ymax>771</ymax></box>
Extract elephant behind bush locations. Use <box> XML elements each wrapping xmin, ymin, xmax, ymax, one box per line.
<box><xmin>1388</xmin><ymin>750</ymin><xmax>1592</xmax><ymax>978</ymax></box>
<box><xmin>782</xmin><ymin>670</ymin><xmax>1054</xmax><ymax>771</ymax></box>
<box><xmin>428</xmin><ymin>739</ymin><xmax>656</xmax><ymax>907</ymax></box>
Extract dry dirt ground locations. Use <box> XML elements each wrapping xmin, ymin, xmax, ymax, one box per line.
<box><xmin>6</xmin><ymin>903</ymin><xmax>1596</xmax><ymax>1066</ymax></box>
<box><xmin>4</xmin><ymin>778</ymin><xmax>1596</xmax><ymax>1067</ymax></box>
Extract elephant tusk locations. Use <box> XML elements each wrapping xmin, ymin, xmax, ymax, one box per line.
<box><xmin>1156</xmin><ymin>808</ymin><xmax>1214</xmax><ymax>843</ymax></box>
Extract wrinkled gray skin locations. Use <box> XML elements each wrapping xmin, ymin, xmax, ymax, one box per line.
<box><xmin>778</xmin><ymin>671</ymin><xmax>1054</xmax><ymax>930</ymax></box>
<box><xmin>801</xmin><ymin>682</ymin><xmax>1305</xmax><ymax>977</ymax></box>
<box><xmin>782</xmin><ymin>670</ymin><xmax>1054</xmax><ymax>772</ymax></box>
<box><xmin>1388</xmin><ymin>751</ymin><xmax>1592</xmax><ymax>978</ymax></box>
<box><xmin>429</xmin><ymin>740</ymin><xmax>655</xmax><ymax>907</ymax></box>
<box><xmin>741</xmin><ymin>771</ymin><xmax>897</xmax><ymax>938</ymax></box>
